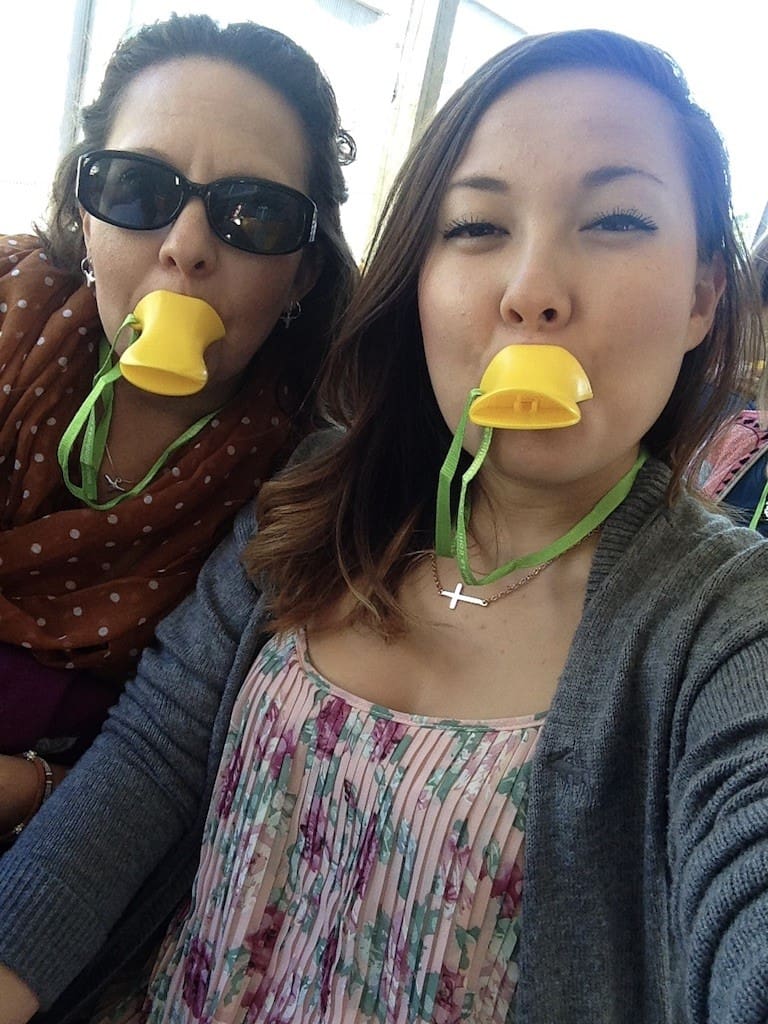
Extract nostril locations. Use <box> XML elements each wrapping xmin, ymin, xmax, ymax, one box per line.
<box><xmin>542</xmin><ymin>308</ymin><xmax>557</xmax><ymax>322</ymax></box>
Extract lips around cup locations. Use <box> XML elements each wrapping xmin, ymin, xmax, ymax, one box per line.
<box><xmin>469</xmin><ymin>344</ymin><xmax>593</xmax><ymax>429</ymax></box>
<box><xmin>118</xmin><ymin>290</ymin><xmax>225</xmax><ymax>396</ymax></box>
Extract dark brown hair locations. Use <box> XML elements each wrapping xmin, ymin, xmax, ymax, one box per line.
<box><xmin>37</xmin><ymin>12</ymin><xmax>358</xmax><ymax>411</ymax></box>
<box><xmin>250</xmin><ymin>27</ymin><xmax>764</xmax><ymax>635</ymax></box>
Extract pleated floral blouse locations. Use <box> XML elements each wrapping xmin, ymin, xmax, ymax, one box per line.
<box><xmin>100</xmin><ymin>629</ymin><xmax>545</xmax><ymax>1024</ymax></box>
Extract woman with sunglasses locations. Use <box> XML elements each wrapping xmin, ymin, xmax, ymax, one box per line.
<box><xmin>3</xmin><ymin>25</ymin><xmax>768</xmax><ymax>1024</ymax></box>
<box><xmin>0</xmin><ymin>14</ymin><xmax>356</xmax><ymax>846</ymax></box>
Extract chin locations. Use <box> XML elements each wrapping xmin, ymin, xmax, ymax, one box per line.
<box><xmin>485</xmin><ymin>428</ymin><xmax>591</xmax><ymax>483</ymax></box>
<box><xmin>494</xmin><ymin>423</ymin><xmax>582</xmax><ymax>453</ymax></box>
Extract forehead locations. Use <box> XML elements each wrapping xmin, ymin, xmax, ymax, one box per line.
<box><xmin>450</xmin><ymin>68</ymin><xmax>689</xmax><ymax>194</ymax></box>
<box><xmin>106</xmin><ymin>57</ymin><xmax>311</xmax><ymax>189</ymax></box>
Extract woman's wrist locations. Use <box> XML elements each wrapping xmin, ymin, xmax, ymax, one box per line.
<box><xmin>0</xmin><ymin>751</ymin><xmax>54</xmax><ymax>846</ymax></box>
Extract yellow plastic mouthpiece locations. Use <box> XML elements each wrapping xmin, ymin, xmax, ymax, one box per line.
<box><xmin>118</xmin><ymin>291</ymin><xmax>225</xmax><ymax>396</ymax></box>
<box><xmin>469</xmin><ymin>344</ymin><xmax>593</xmax><ymax>429</ymax></box>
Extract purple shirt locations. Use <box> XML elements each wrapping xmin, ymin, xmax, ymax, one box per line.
<box><xmin>0</xmin><ymin>643</ymin><xmax>121</xmax><ymax>763</ymax></box>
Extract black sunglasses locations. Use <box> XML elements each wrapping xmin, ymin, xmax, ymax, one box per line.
<box><xmin>76</xmin><ymin>149</ymin><xmax>318</xmax><ymax>256</ymax></box>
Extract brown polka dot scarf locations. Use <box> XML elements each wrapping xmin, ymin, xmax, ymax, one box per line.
<box><xmin>0</xmin><ymin>235</ymin><xmax>296</xmax><ymax>680</ymax></box>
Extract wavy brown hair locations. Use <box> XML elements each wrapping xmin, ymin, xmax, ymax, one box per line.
<box><xmin>36</xmin><ymin>12</ymin><xmax>358</xmax><ymax>418</ymax></box>
<box><xmin>248</xmin><ymin>28</ymin><xmax>764</xmax><ymax>636</ymax></box>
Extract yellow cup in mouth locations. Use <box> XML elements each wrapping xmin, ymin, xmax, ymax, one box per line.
<box><xmin>469</xmin><ymin>344</ymin><xmax>593</xmax><ymax>429</ymax></box>
<box><xmin>118</xmin><ymin>290</ymin><xmax>225</xmax><ymax>396</ymax></box>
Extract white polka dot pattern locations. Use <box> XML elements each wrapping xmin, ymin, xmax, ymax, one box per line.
<box><xmin>0</xmin><ymin>233</ymin><xmax>292</xmax><ymax>678</ymax></box>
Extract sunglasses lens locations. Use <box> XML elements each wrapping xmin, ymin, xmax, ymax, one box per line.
<box><xmin>208</xmin><ymin>181</ymin><xmax>314</xmax><ymax>255</ymax></box>
<box><xmin>78</xmin><ymin>153</ymin><xmax>182</xmax><ymax>230</ymax></box>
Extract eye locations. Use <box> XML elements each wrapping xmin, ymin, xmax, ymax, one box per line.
<box><xmin>583</xmin><ymin>208</ymin><xmax>658</xmax><ymax>233</ymax></box>
<box><xmin>442</xmin><ymin>218</ymin><xmax>507</xmax><ymax>240</ymax></box>
<box><xmin>108</xmin><ymin>166</ymin><xmax>155</xmax><ymax>202</ymax></box>
<box><xmin>116</xmin><ymin>166</ymin><xmax>157</xmax><ymax>190</ymax></box>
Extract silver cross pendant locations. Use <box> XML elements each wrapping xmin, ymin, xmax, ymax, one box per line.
<box><xmin>439</xmin><ymin>583</ymin><xmax>488</xmax><ymax>610</ymax></box>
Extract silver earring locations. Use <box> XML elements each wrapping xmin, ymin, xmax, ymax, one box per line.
<box><xmin>281</xmin><ymin>299</ymin><xmax>301</xmax><ymax>328</ymax></box>
<box><xmin>80</xmin><ymin>255</ymin><xmax>95</xmax><ymax>289</ymax></box>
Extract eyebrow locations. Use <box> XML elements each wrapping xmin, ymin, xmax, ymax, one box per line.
<box><xmin>447</xmin><ymin>165</ymin><xmax>664</xmax><ymax>194</ymax></box>
<box><xmin>582</xmin><ymin>165</ymin><xmax>664</xmax><ymax>188</ymax></box>
<box><xmin>446</xmin><ymin>175</ymin><xmax>509</xmax><ymax>194</ymax></box>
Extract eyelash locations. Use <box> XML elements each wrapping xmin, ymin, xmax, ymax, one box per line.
<box><xmin>442</xmin><ymin>217</ymin><xmax>505</xmax><ymax>240</ymax></box>
<box><xmin>585</xmin><ymin>208</ymin><xmax>658</xmax><ymax>233</ymax></box>
<box><xmin>442</xmin><ymin>208</ymin><xmax>659</xmax><ymax>240</ymax></box>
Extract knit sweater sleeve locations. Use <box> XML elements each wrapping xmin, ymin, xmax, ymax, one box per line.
<box><xmin>0</xmin><ymin>502</ymin><xmax>262</xmax><ymax>1009</ymax></box>
<box><xmin>668</xmin><ymin>550</ymin><xmax>768</xmax><ymax>1024</ymax></box>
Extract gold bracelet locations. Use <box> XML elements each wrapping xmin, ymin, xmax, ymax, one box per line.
<box><xmin>0</xmin><ymin>750</ymin><xmax>54</xmax><ymax>845</ymax></box>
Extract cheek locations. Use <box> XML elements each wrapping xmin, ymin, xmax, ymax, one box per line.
<box><xmin>420</xmin><ymin>261</ymin><xmax>480</xmax><ymax>331</ymax></box>
<box><xmin>91</xmin><ymin>260</ymin><xmax>136</xmax><ymax>344</ymax></box>
<box><xmin>88</xmin><ymin>230</ymin><xmax>156</xmax><ymax>335</ymax></box>
<box><xmin>589</xmin><ymin>269</ymin><xmax>696</xmax><ymax>364</ymax></box>
<box><xmin>239</xmin><ymin>253</ymin><xmax>301</xmax><ymax>309</ymax></box>
<box><xmin>628</xmin><ymin>294</ymin><xmax>699</xmax><ymax>373</ymax></box>
<box><xmin>422</xmin><ymin>334</ymin><xmax>483</xmax><ymax>443</ymax></box>
<box><xmin>222</xmin><ymin>259</ymin><xmax>300</xmax><ymax>351</ymax></box>
<box><xmin>88</xmin><ymin>222</ymin><xmax>147</xmax><ymax>279</ymax></box>
<box><xmin>419</xmin><ymin>263</ymin><xmax>498</xmax><ymax>436</ymax></box>
<box><xmin>420</xmin><ymin>264</ymin><xmax>472</xmax><ymax>360</ymax></box>
<box><xmin>625</xmin><ymin>252</ymin><xmax>700</xmax><ymax>339</ymax></box>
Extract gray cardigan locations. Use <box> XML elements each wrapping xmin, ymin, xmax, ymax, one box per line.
<box><xmin>1</xmin><ymin>459</ymin><xmax>768</xmax><ymax>1023</ymax></box>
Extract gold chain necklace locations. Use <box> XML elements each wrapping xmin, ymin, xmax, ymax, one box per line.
<box><xmin>430</xmin><ymin>528</ymin><xmax>596</xmax><ymax>611</ymax></box>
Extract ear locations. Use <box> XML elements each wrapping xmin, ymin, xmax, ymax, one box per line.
<box><xmin>685</xmin><ymin>251</ymin><xmax>726</xmax><ymax>352</ymax></box>
<box><xmin>81</xmin><ymin>208</ymin><xmax>93</xmax><ymax>247</ymax></box>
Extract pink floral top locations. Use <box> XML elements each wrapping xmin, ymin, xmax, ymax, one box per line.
<box><xmin>100</xmin><ymin>630</ymin><xmax>544</xmax><ymax>1024</ymax></box>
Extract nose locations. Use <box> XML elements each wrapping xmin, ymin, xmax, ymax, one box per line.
<box><xmin>499</xmin><ymin>240</ymin><xmax>572</xmax><ymax>330</ymax></box>
<box><xmin>157</xmin><ymin>197</ymin><xmax>219</xmax><ymax>277</ymax></box>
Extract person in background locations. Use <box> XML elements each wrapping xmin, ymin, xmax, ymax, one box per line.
<box><xmin>1</xmin><ymin>26</ymin><xmax>767</xmax><ymax>1024</ymax></box>
<box><xmin>0</xmin><ymin>13</ymin><xmax>356</xmax><ymax>843</ymax></box>
<box><xmin>698</xmin><ymin>231</ymin><xmax>768</xmax><ymax>532</ymax></box>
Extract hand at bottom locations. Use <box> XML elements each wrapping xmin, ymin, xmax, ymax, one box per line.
<box><xmin>0</xmin><ymin>964</ymin><xmax>39</xmax><ymax>1023</ymax></box>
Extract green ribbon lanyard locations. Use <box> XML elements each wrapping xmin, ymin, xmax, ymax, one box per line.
<box><xmin>749</xmin><ymin>478</ymin><xmax>768</xmax><ymax>531</ymax></box>
<box><xmin>57</xmin><ymin>314</ymin><xmax>220</xmax><ymax>511</ymax></box>
<box><xmin>435</xmin><ymin>388</ymin><xmax>649</xmax><ymax>586</ymax></box>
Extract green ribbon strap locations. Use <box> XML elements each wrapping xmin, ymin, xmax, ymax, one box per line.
<box><xmin>749</xmin><ymin>477</ymin><xmax>768</xmax><ymax>531</ymax></box>
<box><xmin>57</xmin><ymin>315</ymin><xmax>219</xmax><ymax>510</ymax></box>
<box><xmin>435</xmin><ymin>388</ymin><xmax>649</xmax><ymax>585</ymax></box>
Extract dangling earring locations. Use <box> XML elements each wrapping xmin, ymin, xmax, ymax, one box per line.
<box><xmin>80</xmin><ymin>255</ymin><xmax>95</xmax><ymax>289</ymax></box>
<box><xmin>281</xmin><ymin>299</ymin><xmax>302</xmax><ymax>328</ymax></box>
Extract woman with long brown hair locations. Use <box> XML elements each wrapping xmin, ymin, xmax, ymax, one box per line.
<box><xmin>1</xmin><ymin>27</ymin><xmax>767</xmax><ymax>1024</ymax></box>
